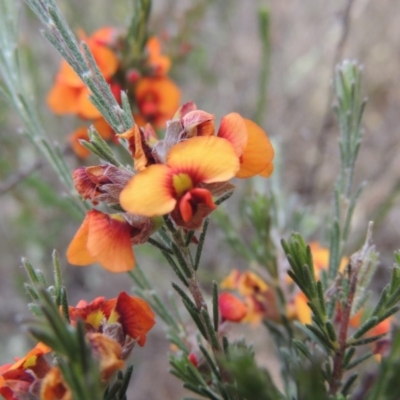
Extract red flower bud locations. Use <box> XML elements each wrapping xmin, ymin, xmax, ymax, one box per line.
<box><xmin>188</xmin><ymin>352</ymin><xmax>199</xmax><ymax>368</ymax></box>
<box><xmin>219</xmin><ymin>292</ymin><xmax>247</xmax><ymax>323</ymax></box>
<box><xmin>126</xmin><ymin>69</ymin><xmax>141</xmax><ymax>83</ymax></box>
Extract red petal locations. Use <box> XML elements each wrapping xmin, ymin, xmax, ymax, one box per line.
<box><xmin>219</xmin><ymin>293</ymin><xmax>247</xmax><ymax>322</ymax></box>
<box><xmin>178</xmin><ymin>188</ymin><xmax>216</xmax><ymax>223</ymax></box>
<box><xmin>115</xmin><ymin>292</ymin><xmax>155</xmax><ymax>346</ymax></box>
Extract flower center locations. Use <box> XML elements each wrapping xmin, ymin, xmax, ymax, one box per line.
<box><xmin>172</xmin><ymin>173</ymin><xmax>194</xmax><ymax>197</ymax></box>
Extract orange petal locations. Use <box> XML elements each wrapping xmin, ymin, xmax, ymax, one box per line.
<box><xmin>146</xmin><ymin>36</ymin><xmax>161</xmax><ymax>57</ymax></box>
<box><xmin>115</xmin><ymin>292</ymin><xmax>156</xmax><ymax>346</ymax></box>
<box><xmin>89</xmin><ymin>42</ymin><xmax>119</xmax><ymax>80</ymax></box>
<box><xmin>259</xmin><ymin>162</ymin><xmax>274</xmax><ymax>178</ymax></box>
<box><xmin>155</xmin><ymin>78</ymin><xmax>181</xmax><ymax>115</ymax></box>
<box><xmin>69</xmin><ymin>297</ymin><xmax>107</xmax><ymax>329</ymax></box>
<box><xmin>242</xmin><ymin>296</ymin><xmax>264</xmax><ymax>325</ymax></box>
<box><xmin>117</xmin><ymin>125</ymin><xmax>149</xmax><ymax>171</ymax></box>
<box><xmin>220</xmin><ymin>270</ymin><xmax>241</xmax><ymax>290</ymax></box>
<box><xmin>237</xmin><ymin>271</ymin><xmax>268</xmax><ymax>297</ymax></box>
<box><xmin>294</xmin><ymin>293</ymin><xmax>311</xmax><ymax>325</ymax></box>
<box><xmin>57</xmin><ymin>60</ymin><xmax>84</xmax><ymax>88</ymax></box>
<box><xmin>120</xmin><ymin>165</ymin><xmax>176</xmax><ymax>217</ymax></box>
<box><xmin>135</xmin><ymin>77</ymin><xmax>181</xmax><ymax>128</ymax></box>
<box><xmin>217</xmin><ymin>113</ymin><xmax>247</xmax><ymax>156</ymax></box>
<box><xmin>67</xmin><ymin>213</ymin><xmax>96</xmax><ymax>266</ymax></box>
<box><xmin>93</xmin><ymin>118</ymin><xmax>114</xmax><ymax>140</ymax></box>
<box><xmin>236</xmin><ymin>119</ymin><xmax>274</xmax><ymax>179</ymax></box>
<box><xmin>91</xmin><ymin>27</ymin><xmax>117</xmax><ymax>46</ymax></box>
<box><xmin>132</xmin><ymin>113</ymin><xmax>148</xmax><ymax>127</ymax></box>
<box><xmin>86</xmin><ymin>211</ymin><xmax>135</xmax><ymax>272</ymax></box>
<box><xmin>10</xmin><ymin>343</ymin><xmax>51</xmax><ymax>372</ymax></box>
<box><xmin>369</xmin><ymin>318</ymin><xmax>391</xmax><ymax>337</ymax></box>
<box><xmin>219</xmin><ymin>293</ymin><xmax>247</xmax><ymax>322</ymax></box>
<box><xmin>40</xmin><ymin>367</ymin><xmax>71</xmax><ymax>400</ymax></box>
<box><xmin>87</xmin><ymin>333</ymin><xmax>124</xmax><ymax>381</ymax></box>
<box><xmin>47</xmin><ymin>81</ymin><xmax>79</xmax><ymax>114</ymax></box>
<box><xmin>68</xmin><ymin>127</ymin><xmax>90</xmax><ymax>159</ymax></box>
<box><xmin>146</xmin><ymin>36</ymin><xmax>171</xmax><ymax>76</ymax></box>
<box><xmin>348</xmin><ymin>309</ymin><xmax>362</xmax><ymax>328</ymax></box>
<box><xmin>167</xmin><ymin>136</ymin><xmax>239</xmax><ymax>183</ymax></box>
<box><xmin>77</xmin><ymin>88</ymin><xmax>102</xmax><ymax>119</ymax></box>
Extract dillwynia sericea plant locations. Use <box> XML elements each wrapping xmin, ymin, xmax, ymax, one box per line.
<box><xmin>1</xmin><ymin>0</ymin><xmax>400</xmax><ymax>399</ymax></box>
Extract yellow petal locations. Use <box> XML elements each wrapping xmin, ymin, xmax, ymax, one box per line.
<box><xmin>294</xmin><ymin>293</ymin><xmax>311</xmax><ymax>325</ymax></box>
<box><xmin>167</xmin><ymin>136</ymin><xmax>239</xmax><ymax>183</ymax></box>
<box><xmin>120</xmin><ymin>165</ymin><xmax>176</xmax><ymax>217</ymax></box>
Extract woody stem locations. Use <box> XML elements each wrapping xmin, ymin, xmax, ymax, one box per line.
<box><xmin>165</xmin><ymin>221</ymin><xmax>224</xmax><ymax>355</ymax></box>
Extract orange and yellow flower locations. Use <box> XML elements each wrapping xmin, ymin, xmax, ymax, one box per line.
<box><xmin>68</xmin><ymin>292</ymin><xmax>156</xmax><ymax>347</ymax></box>
<box><xmin>131</xmin><ymin>36</ymin><xmax>180</xmax><ymax>127</ymax></box>
<box><xmin>47</xmin><ymin>28</ymin><xmax>119</xmax><ymax>120</ymax></box>
<box><xmin>134</xmin><ymin>76</ymin><xmax>181</xmax><ymax>128</ymax></box>
<box><xmin>39</xmin><ymin>333</ymin><xmax>126</xmax><ymax>399</ymax></box>
<box><xmin>120</xmin><ymin>135</ymin><xmax>239</xmax><ymax>229</ymax></box>
<box><xmin>40</xmin><ymin>366</ymin><xmax>72</xmax><ymax>400</ymax></box>
<box><xmin>68</xmin><ymin>161</ymin><xmax>158</xmax><ymax>272</ymax></box>
<box><xmin>0</xmin><ymin>343</ymin><xmax>51</xmax><ymax>400</ymax></box>
<box><xmin>220</xmin><ymin>270</ymin><xmax>279</xmax><ymax>324</ymax></box>
<box><xmin>171</xmin><ymin>104</ymin><xmax>274</xmax><ymax>178</ymax></box>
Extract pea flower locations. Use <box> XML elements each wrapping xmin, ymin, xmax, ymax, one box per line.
<box><xmin>47</xmin><ymin>27</ymin><xmax>119</xmax><ymax>119</ymax></box>
<box><xmin>68</xmin><ymin>292</ymin><xmax>156</xmax><ymax>348</ymax></box>
<box><xmin>0</xmin><ymin>343</ymin><xmax>51</xmax><ymax>400</ymax></box>
<box><xmin>119</xmin><ymin>135</ymin><xmax>240</xmax><ymax>229</ymax></box>
<box><xmin>220</xmin><ymin>270</ymin><xmax>279</xmax><ymax>324</ymax></box>
<box><xmin>67</xmin><ymin>210</ymin><xmax>155</xmax><ymax>272</ymax></box>
<box><xmin>158</xmin><ymin>102</ymin><xmax>274</xmax><ymax>178</ymax></box>
<box><xmin>134</xmin><ymin>77</ymin><xmax>181</xmax><ymax>129</ymax></box>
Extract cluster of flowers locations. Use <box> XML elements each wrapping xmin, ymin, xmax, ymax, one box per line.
<box><xmin>0</xmin><ymin>293</ymin><xmax>155</xmax><ymax>399</ymax></box>
<box><xmin>218</xmin><ymin>242</ymin><xmax>391</xmax><ymax>358</ymax></box>
<box><xmin>47</xmin><ymin>27</ymin><xmax>181</xmax><ymax>158</ymax></box>
<box><xmin>67</xmin><ymin>101</ymin><xmax>275</xmax><ymax>272</ymax></box>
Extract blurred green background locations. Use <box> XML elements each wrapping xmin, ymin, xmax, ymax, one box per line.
<box><xmin>1</xmin><ymin>0</ymin><xmax>400</xmax><ymax>398</ymax></box>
